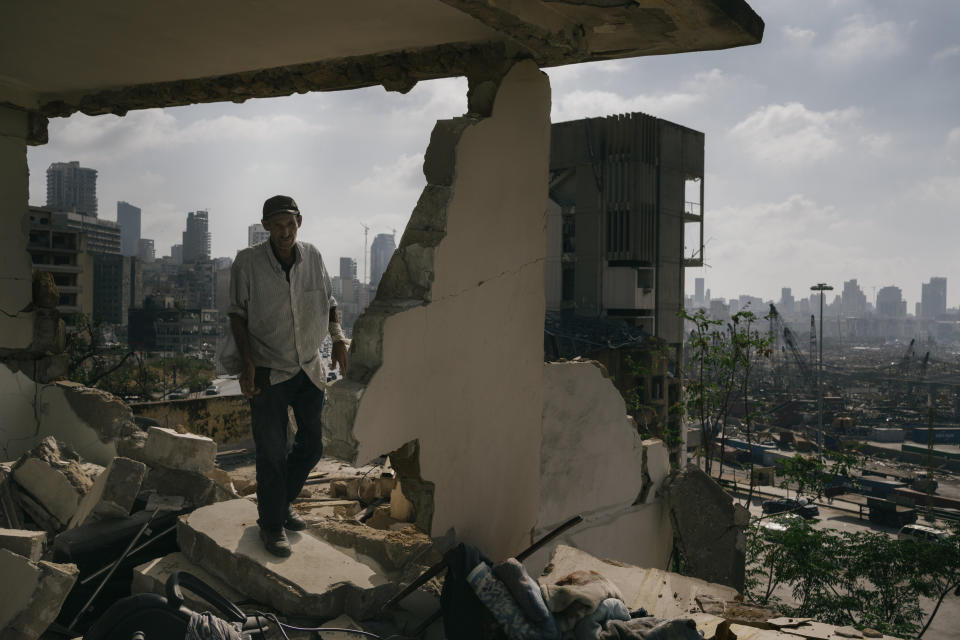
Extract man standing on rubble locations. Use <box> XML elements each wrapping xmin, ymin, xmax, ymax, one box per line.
<box><xmin>229</xmin><ymin>195</ymin><xmax>348</xmax><ymax>557</ymax></box>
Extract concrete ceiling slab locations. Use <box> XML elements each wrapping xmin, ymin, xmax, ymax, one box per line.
<box><xmin>0</xmin><ymin>0</ymin><xmax>762</xmax><ymax>119</ymax></box>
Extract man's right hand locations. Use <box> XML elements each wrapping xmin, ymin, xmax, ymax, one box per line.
<box><xmin>240</xmin><ymin>362</ymin><xmax>260</xmax><ymax>398</ymax></box>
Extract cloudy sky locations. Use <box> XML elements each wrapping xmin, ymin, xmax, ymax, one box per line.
<box><xmin>27</xmin><ymin>0</ymin><xmax>960</xmax><ymax>309</ymax></box>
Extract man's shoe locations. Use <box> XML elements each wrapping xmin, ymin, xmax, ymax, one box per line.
<box><xmin>259</xmin><ymin>527</ymin><xmax>291</xmax><ymax>557</ymax></box>
<box><xmin>284</xmin><ymin>506</ymin><xmax>307</xmax><ymax>532</ymax></box>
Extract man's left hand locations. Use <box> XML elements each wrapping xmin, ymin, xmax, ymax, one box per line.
<box><xmin>332</xmin><ymin>341</ymin><xmax>348</xmax><ymax>374</ymax></box>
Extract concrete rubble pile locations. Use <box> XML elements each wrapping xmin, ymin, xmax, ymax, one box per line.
<box><xmin>0</xmin><ymin>423</ymin><xmax>238</xmax><ymax>638</ymax></box>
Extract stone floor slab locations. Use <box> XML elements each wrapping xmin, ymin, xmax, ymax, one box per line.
<box><xmin>177</xmin><ymin>498</ymin><xmax>394</xmax><ymax>619</ymax></box>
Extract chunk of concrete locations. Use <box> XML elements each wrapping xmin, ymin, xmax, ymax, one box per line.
<box><xmin>69</xmin><ymin>456</ymin><xmax>146</xmax><ymax>528</ymax></box>
<box><xmin>539</xmin><ymin>361</ymin><xmax>648</xmax><ymax>527</ymax></box>
<box><xmin>0</xmin><ymin>528</ymin><xmax>46</xmax><ymax>563</ymax></box>
<box><xmin>143</xmin><ymin>427</ymin><xmax>217</xmax><ymax>473</ymax></box>
<box><xmin>132</xmin><ymin>552</ymin><xmax>246</xmax><ymax>613</ymax></box>
<box><xmin>307</xmin><ymin>517</ymin><xmax>439</xmax><ymax>576</ymax></box>
<box><xmin>662</xmin><ymin>465</ymin><xmax>748</xmax><ymax>591</ymax></box>
<box><xmin>177</xmin><ymin>499</ymin><xmax>395</xmax><ymax>618</ymax></box>
<box><xmin>11</xmin><ymin>437</ymin><xmax>92</xmax><ymax>528</ymax></box>
<box><xmin>140</xmin><ymin>466</ymin><xmax>235</xmax><ymax>508</ymax></box>
<box><xmin>0</xmin><ymin>548</ymin><xmax>78</xmax><ymax>640</ymax></box>
<box><xmin>641</xmin><ymin>438</ymin><xmax>670</xmax><ymax>504</ymax></box>
<box><xmin>538</xmin><ymin>545</ymin><xmax>737</xmax><ymax>620</ymax></box>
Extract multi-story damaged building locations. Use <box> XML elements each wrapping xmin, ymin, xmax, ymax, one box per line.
<box><xmin>545</xmin><ymin>113</ymin><xmax>704</xmax><ymax>444</ymax></box>
<box><xmin>0</xmin><ymin>1</ymin><xmax>764</xmax><ymax>578</ymax></box>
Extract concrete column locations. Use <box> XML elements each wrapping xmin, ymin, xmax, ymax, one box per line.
<box><xmin>0</xmin><ymin>106</ymin><xmax>35</xmax><ymax>351</ymax></box>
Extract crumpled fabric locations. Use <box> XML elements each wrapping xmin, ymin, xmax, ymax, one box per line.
<box><xmin>468</xmin><ymin>561</ymin><xmax>544</xmax><ymax>640</ymax></box>
<box><xmin>539</xmin><ymin>570</ymin><xmax>625</xmax><ymax>632</ymax></box>
<box><xmin>492</xmin><ymin>558</ymin><xmax>561</xmax><ymax>640</ymax></box>
<box><xmin>597</xmin><ymin>617</ymin><xmax>703</xmax><ymax>640</ymax></box>
<box><xmin>573</xmin><ymin>598</ymin><xmax>631</xmax><ymax>640</ymax></box>
<box><xmin>185</xmin><ymin>611</ymin><xmax>245</xmax><ymax>640</ymax></box>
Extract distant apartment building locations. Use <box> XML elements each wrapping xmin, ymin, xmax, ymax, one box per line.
<box><xmin>921</xmin><ymin>277</ymin><xmax>947</xmax><ymax>318</ymax></box>
<box><xmin>182</xmin><ymin>210</ymin><xmax>211</xmax><ymax>263</ymax></box>
<box><xmin>171</xmin><ymin>244</ymin><xmax>183</xmax><ymax>264</ymax></box>
<box><xmin>779</xmin><ymin>287</ymin><xmax>795</xmax><ymax>315</ymax></box>
<box><xmin>369</xmin><ymin>232</ymin><xmax>396</xmax><ymax>289</ymax></box>
<box><xmin>27</xmin><ymin>206</ymin><xmax>94</xmax><ymax>318</ymax></box>
<box><xmin>117</xmin><ymin>201</ymin><xmax>141</xmax><ymax>256</ymax></box>
<box><xmin>129</xmin><ymin>304</ymin><xmax>219</xmax><ymax>354</ymax></box>
<box><xmin>546</xmin><ymin>112</ymin><xmax>703</xmax><ymax>345</ymax></box>
<box><xmin>92</xmin><ymin>253</ymin><xmax>142</xmax><ymax>326</ymax></box>
<box><xmin>50</xmin><ymin>211</ymin><xmax>121</xmax><ymax>254</ymax></box>
<box><xmin>137</xmin><ymin>238</ymin><xmax>155</xmax><ymax>263</ymax></box>
<box><xmin>248</xmin><ymin>223</ymin><xmax>269</xmax><ymax>246</ymax></box>
<box><xmin>46</xmin><ymin>161</ymin><xmax>98</xmax><ymax>216</ymax></box>
<box><xmin>694</xmin><ymin>277</ymin><xmax>705</xmax><ymax>306</ymax></box>
<box><xmin>545</xmin><ymin>112</ymin><xmax>704</xmax><ymax>449</ymax></box>
<box><xmin>339</xmin><ymin>257</ymin><xmax>358</xmax><ymax>303</ymax></box>
<box><xmin>876</xmin><ymin>286</ymin><xmax>907</xmax><ymax>317</ymax></box>
<box><xmin>841</xmin><ymin>279</ymin><xmax>867</xmax><ymax>317</ymax></box>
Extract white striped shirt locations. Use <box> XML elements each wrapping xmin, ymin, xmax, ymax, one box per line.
<box><xmin>229</xmin><ymin>240</ymin><xmax>336</xmax><ymax>388</ymax></box>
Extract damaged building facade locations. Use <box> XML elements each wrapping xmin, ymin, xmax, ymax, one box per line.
<box><xmin>545</xmin><ymin>113</ymin><xmax>705</xmax><ymax>451</ymax></box>
<box><xmin>0</xmin><ymin>1</ymin><xmax>764</xmax><ymax>634</ymax></box>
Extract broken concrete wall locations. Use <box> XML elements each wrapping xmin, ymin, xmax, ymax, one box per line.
<box><xmin>131</xmin><ymin>395</ymin><xmax>253</xmax><ymax>444</ymax></box>
<box><xmin>324</xmin><ymin>60</ymin><xmax>550</xmax><ymax>560</ymax></box>
<box><xmin>526</xmin><ymin>361</ymin><xmax>674</xmax><ymax>574</ymax></box>
<box><xmin>0</xmin><ymin>107</ymin><xmax>34</xmax><ymax>354</ymax></box>
<box><xmin>0</xmin><ymin>363</ymin><xmax>125</xmax><ymax>464</ymax></box>
<box><xmin>663</xmin><ymin>465</ymin><xmax>750</xmax><ymax>591</ymax></box>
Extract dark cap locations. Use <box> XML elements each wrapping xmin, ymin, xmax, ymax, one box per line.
<box><xmin>262</xmin><ymin>195</ymin><xmax>300</xmax><ymax>219</ymax></box>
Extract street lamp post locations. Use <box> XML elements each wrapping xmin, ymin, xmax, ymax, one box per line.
<box><xmin>810</xmin><ymin>283</ymin><xmax>833</xmax><ymax>460</ymax></box>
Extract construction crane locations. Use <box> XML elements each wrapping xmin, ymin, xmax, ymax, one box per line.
<box><xmin>360</xmin><ymin>222</ymin><xmax>370</xmax><ymax>284</ymax></box>
<box><xmin>769</xmin><ymin>304</ymin><xmax>815</xmax><ymax>395</ymax></box>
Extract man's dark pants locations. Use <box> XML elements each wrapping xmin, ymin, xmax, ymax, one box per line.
<box><xmin>249</xmin><ymin>368</ymin><xmax>324</xmax><ymax>530</ymax></box>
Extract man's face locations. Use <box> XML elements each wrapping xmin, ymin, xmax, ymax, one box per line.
<box><xmin>262</xmin><ymin>213</ymin><xmax>301</xmax><ymax>252</ymax></box>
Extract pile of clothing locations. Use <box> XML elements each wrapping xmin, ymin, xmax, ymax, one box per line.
<box><xmin>440</xmin><ymin>544</ymin><xmax>704</xmax><ymax>640</ymax></box>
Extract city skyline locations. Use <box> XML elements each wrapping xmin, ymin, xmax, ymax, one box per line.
<box><xmin>24</xmin><ymin>2</ymin><xmax>960</xmax><ymax>306</ymax></box>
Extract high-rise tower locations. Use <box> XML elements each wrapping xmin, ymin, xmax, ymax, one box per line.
<box><xmin>117</xmin><ymin>201</ymin><xmax>141</xmax><ymax>256</ymax></box>
<box><xmin>182</xmin><ymin>210</ymin><xmax>210</xmax><ymax>263</ymax></box>
<box><xmin>369</xmin><ymin>232</ymin><xmax>396</xmax><ymax>289</ymax></box>
<box><xmin>46</xmin><ymin>161</ymin><xmax>98</xmax><ymax>216</ymax></box>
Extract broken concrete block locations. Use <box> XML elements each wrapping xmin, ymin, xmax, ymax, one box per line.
<box><xmin>143</xmin><ymin>427</ymin><xmax>217</xmax><ymax>473</ymax></box>
<box><xmin>0</xmin><ymin>548</ymin><xmax>78</xmax><ymax>640</ymax></box>
<box><xmin>133</xmin><ymin>552</ymin><xmax>245</xmax><ymax>613</ymax></box>
<box><xmin>641</xmin><ymin>438</ymin><xmax>670</xmax><ymax>504</ymax></box>
<box><xmin>390</xmin><ymin>478</ymin><xmax>415</xmax><ymax>522</ymax></box>
<box><xmin>177</xmin><ymin>499</ymin><xmax>395</xmax><ymax>618</ymax></box>
<box><xmin>69</xmin><ymin>456</ymin><xmax>147</xmax><ymax>528</ymax></box>
<box><xmin>144</xmin><ymin>494</ymin><xmax>186</xmax><ymax>512</ymax></box>
<box><xmin>140</xmin><ymin>466</ymin><xmax>234</xmax><ymax>508</ymax></box>
<box><xmin>307</xmin><ymin>517</ymin><xmax>439</xmax><ymax>576</ymax></box>
<box><xmin>12</xmin><ymin>437</ymin><xmax>92</xmax><ymax>528</ymax></box>
<box><xmin>663</xmin><ymin>465</ymin><xmax>747</xmax><ymax>591</ymax></box>
<box><xmin>0</xmin><ymin>528</ymin><xmax>46</xmax><ymax>563</ymax></box>
<box><xmin>539</xmin><ymin>361</ymin><xmax>647</xmax><ymax>528</ymax></box>
<box><xmin>539</xmin><ymin>545</ymin><xmax>737</xmax><ymax>620</ymax></box>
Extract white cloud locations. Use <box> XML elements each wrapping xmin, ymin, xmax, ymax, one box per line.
<box><xmin>50</xmin><ymin>109</ymin><xmax>326</xmax><ymax>157</ymax></box>
<box><xmin>821</xmin><ymin>14</ymin><xmax>906</xmax><ymax>65</ymax></box>
<box><xmin>859</xmin><ymin>133</ymin><xmax>891</xmax><ymax>154</ymax></box>
<box><xmin>947</xmin><ymin>127</ymin><xmax>960</xmax><ymax>148</ymax></box>
<box><xmin>730</xmin><ymin>102</ymin><xmax>861</xmax><ymax>167</ymax></box>
<box><xmin>552</xmin><ymin>89</ymin><xmax>705</xmax><ymax>122</ymax></box>
<box><xmin>932</xmin><ymin>45</ymin><xmax>960</xmax><ymax>62</ymax></box>
<box><xmin>782</xmin><ymin>26</ymin><xmax>816</xmax><ymax>46</ymax></box>
<box><xmin>350</xmin><ymin>153</ymin><xmax>425</xmax><ymax>200</ymax></box>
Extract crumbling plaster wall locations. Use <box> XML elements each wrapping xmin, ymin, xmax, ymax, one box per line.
<box><xmin>324</xmin><ymin>60</ymin><xmax>550</xmax><ymax>560</ymax></box>
<box><xmin>0</xmin><ymin>107</ymin><xmax>35</xmax><ymax>352</ymax></box>
<box><xmin>0</xmin><ymin>363</ymin><xmax>122</xmax><ymax>465</ymax></box>
<box><xmin>131</xmin><ymin>395</ymin><xmax>252</xmax><ymax>445</ymax></box>
<box><xmin>527</xmin><ymin>360</ymin><xmax>674</xmax><ymax>575</ymax></box>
